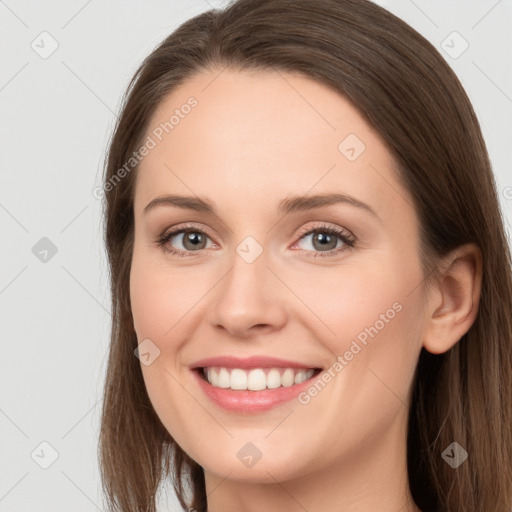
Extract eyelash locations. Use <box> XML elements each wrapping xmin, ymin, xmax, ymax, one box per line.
<box><xmin>153</xmin><ymin>223</ymin><xmax>356</xmax><ymax>259</ymax></box>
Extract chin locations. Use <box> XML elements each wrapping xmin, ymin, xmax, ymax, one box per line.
<box><xmin>194</xmin><ymin>444</ymin><xmax>314</xmax><ymax>484</ymax></box>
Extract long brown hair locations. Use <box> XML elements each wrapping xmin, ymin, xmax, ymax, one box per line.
<box><xmin>97</xmin><ymin>1</ymin><xmax>512</xmax><ymax>511</ymax></box>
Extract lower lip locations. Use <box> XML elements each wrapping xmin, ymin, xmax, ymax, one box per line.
<box><xmin>192</xmin><ymin>369</ymin><xmax>320</xmax><ymax>413</ymax></box>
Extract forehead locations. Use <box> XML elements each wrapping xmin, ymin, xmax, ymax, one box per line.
<box><xmin>134</xmin><ymin>68</ymin><xmax>409</xmax><ymax>219</ymax></box>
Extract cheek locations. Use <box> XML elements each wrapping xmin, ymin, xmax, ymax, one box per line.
<box><xmin>289</xmin><ymin>269</ymin><xmax>422</xmax><ymax>457</ymax></box>
<box><xmin>299</xmin><ymin>253</ymin><xmax>424</xmax><ymax>391</ymax></box>
<box><xmin>129</xmin><ymin>252</ymin><xmax>203</xmax><ymax>453</ymax></box>
<box><xmin>129</xmin><ymin>251</ymin><xmax>203</xmax><ymax>341</ymax></box>
<box><xmin>287</xmin><ymin>260</ymin><xmax>413</xmax><ymax>345</ymax></box>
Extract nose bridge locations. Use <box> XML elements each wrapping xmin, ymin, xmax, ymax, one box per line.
<box><xmin>221</xmin><ymin>233</ymin><xmax>272</xmax><ymax>309</ymax></box>
<box><xmin>207</xmin><ymin>233</ymin><xmax>287</xmax><ymax>336</ymax></box>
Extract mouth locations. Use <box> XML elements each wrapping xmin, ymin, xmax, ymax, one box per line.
<box><xmin>195</xmin><ymin>366</ymin><xmax>322</xmax><ymax>391</ymax></box>
<box><xmin>189</xmin><ymin>355</ymin><xmax>324</xmax><ymax>412</ymax></box>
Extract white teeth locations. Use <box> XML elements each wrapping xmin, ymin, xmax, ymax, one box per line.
<box><xmin>247</xmin><ymin>369</ymin><xmax>267</xmax><ymax>391</ymax></box>
<box><xmin>230</xmin><ymin>369</ymin><xmax>247</xmax><ymax>390</ymax></box>
<box><xmin>281</xmin><ymin>368</ymin><xmax>295</xmax><ymax>387</ymax></box>
<box><xmin>203</xmin><ymin>367</ymin><xmax>315</xmax><ymax>390</ymax></box>
<box><xmin>266</xmin><ymin>368</ymin><xmax>281</xmax><ymax>389</ymax></box>
<box><xmin>294</xmin><ymin>370</ymin><xmax>308</xmax><ymax>384</ymax></box>
<box><xmin>217</xmin><ymin>367</ymin><xmax>230</xmax><ymax>388</ymax></box>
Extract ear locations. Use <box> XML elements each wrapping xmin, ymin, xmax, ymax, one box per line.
<box><xmin>422</xmin><ymin>243</ymin><xmax>483</xmax><ymax>355</ymax></box>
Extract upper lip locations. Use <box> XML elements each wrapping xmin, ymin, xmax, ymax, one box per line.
<box><xmin>190</xmin><ymin>355</ymin><xmax>322</xmax><ymax>370</ymax></box>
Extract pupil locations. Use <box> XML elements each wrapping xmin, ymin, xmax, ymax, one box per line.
<box><xmin>314</xmin><ymin>232</ymin><xmax>335</xmax><ymax>250</ymax></box>
<box><xmin>189</xmin><ymin>233</ymin><xmax>199</xmax><ymax>243</ymax></box>
<box><xmin>185</xmin><ymin>232</ymin><xmax>203</xmax><ymax>249</ymax></box>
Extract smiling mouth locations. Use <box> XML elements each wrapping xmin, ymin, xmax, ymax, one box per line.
<box><xmin>196</xmin><ymin>366</ymin><xmax>322</xmax><ymax>391</ymax></box>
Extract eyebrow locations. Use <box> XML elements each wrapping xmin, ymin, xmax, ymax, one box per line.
<box><xmin>143</xmin><ymin>192</ymin><xmax>379</xmax><ymax>219</ymax></box>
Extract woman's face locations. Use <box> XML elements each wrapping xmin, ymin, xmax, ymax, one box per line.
<box><xmin>130</xmin><ymin>68</ymin><xmax>428</xmax><ymax>484</ymax></box>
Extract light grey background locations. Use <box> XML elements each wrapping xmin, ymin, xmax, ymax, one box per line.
<box><xmin>0</xmin><ymin>1</ymin><xmax>511</xmax><ymax>511</ymax></box>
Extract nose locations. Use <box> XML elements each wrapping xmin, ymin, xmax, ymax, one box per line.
<box><xmin>207</xmin><ymin>245</ymin><xmax>288</xmax><ymax>339</ymax></box>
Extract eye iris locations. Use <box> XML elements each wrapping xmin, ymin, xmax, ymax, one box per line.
<box><xmin>183</xmin><ymin>232</ymin><xmax>206</xmax><ymax>250</ymax></box>
<box><xmin>313</xmin><ymin>232</ymin><xmax>337</xmax><ymax>251</ymax></box>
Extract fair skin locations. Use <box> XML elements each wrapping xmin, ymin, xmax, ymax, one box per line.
<box><xmin>129</xmin><ymin>68</ymin><xmax>482</xmax><ymax>512</ymax></box>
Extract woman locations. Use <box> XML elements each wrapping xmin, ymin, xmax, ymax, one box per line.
<box><xmin>98</xmin><ymin>1</ymin><xmax>512</xmax><ymax>511</ymax></box>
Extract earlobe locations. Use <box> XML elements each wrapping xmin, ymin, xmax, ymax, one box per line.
<box><xmin>422</xmin><ymin>243</ymin><xmax>483</xmax><ymax>355</ymax></box>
